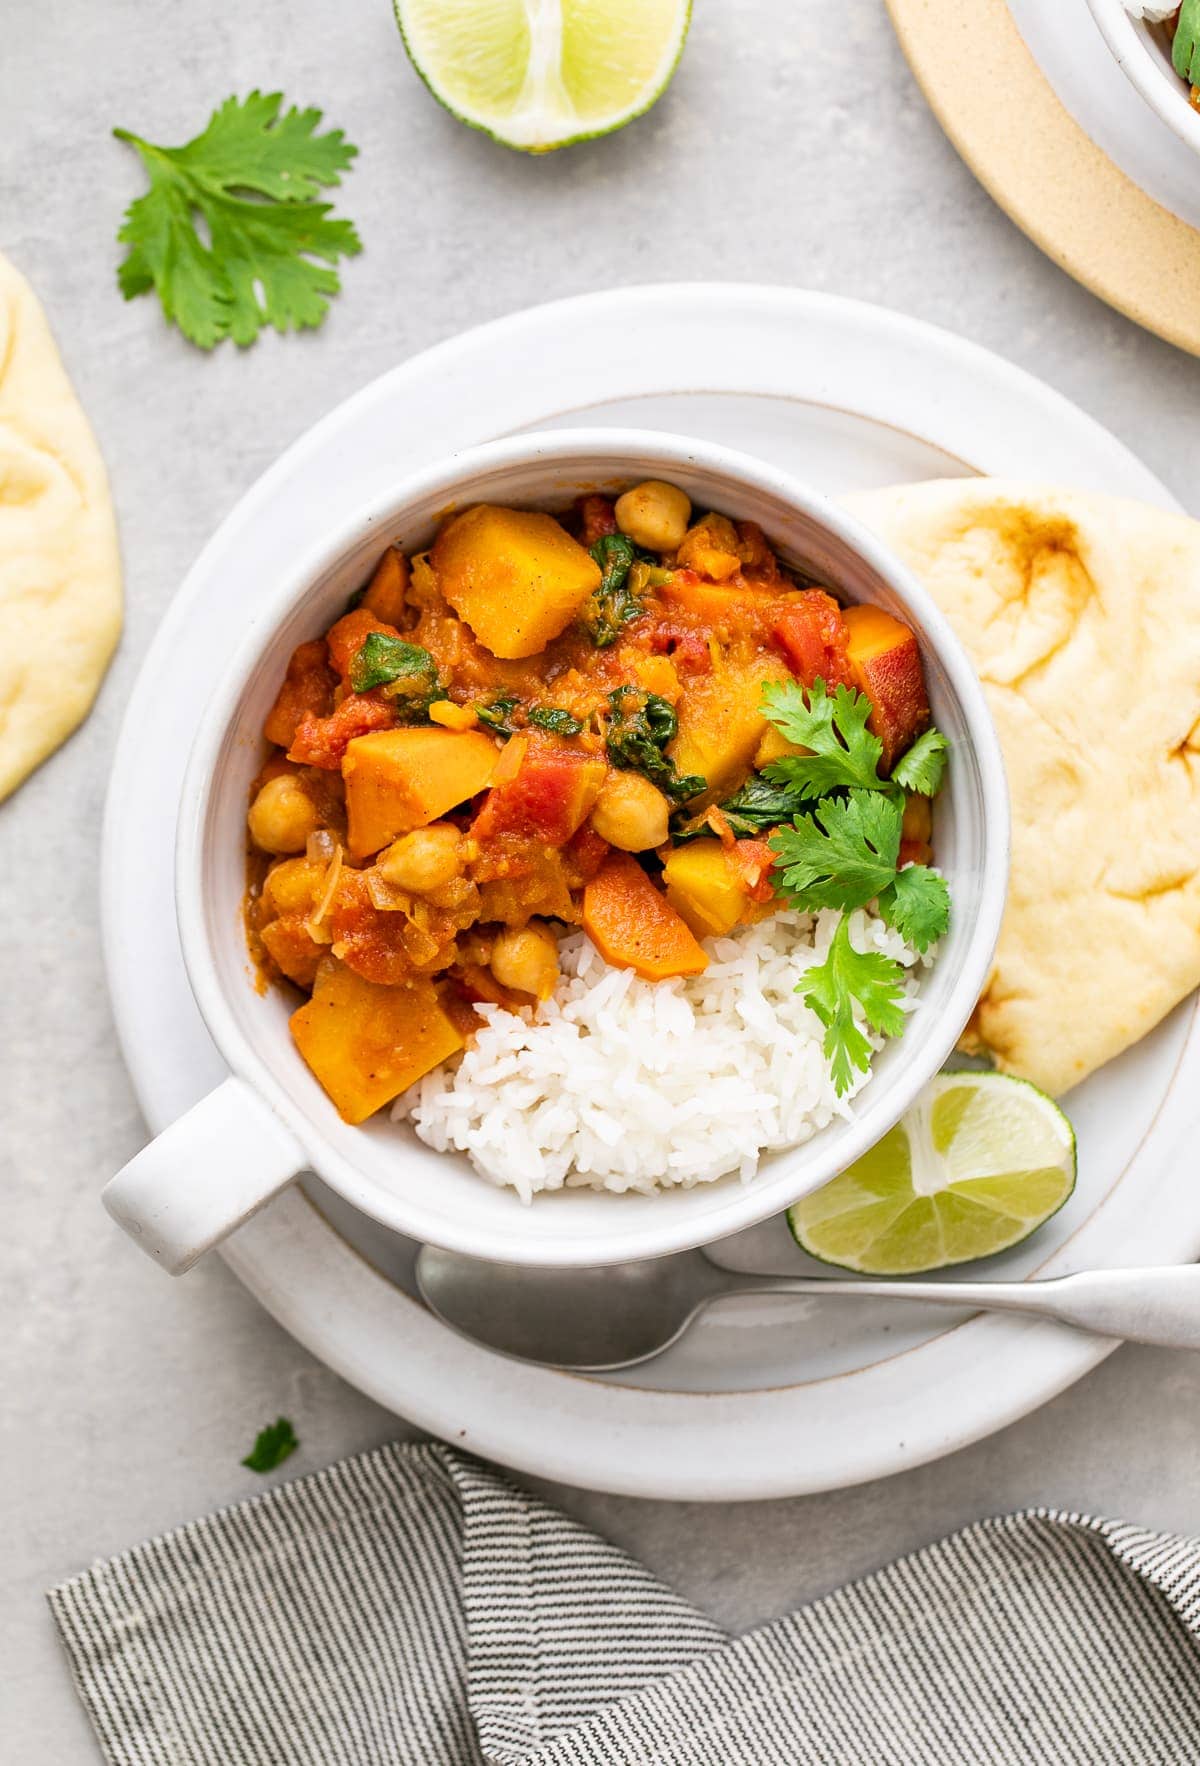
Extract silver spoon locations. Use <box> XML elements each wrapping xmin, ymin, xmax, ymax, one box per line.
<box><xmin>416</xmin><ymin>1244</ymin><xmax>1200</xmax><ymax>1371</ymax></box>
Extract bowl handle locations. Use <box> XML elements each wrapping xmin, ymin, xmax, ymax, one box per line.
<box><xmin>102</xmin><ymin>1077</ymin><xmax>307</xmax><ymax>1275</ymax></box>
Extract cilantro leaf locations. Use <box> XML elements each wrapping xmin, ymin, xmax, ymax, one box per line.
<box><xmin>770</xmin><ymin>789</ymin><xmax>902</xmax><ymax>911</ymax></box>
<box><xmin>760</xmin><ymin>678</ymin><xmax>886</xmax><ymax>796</ymax></box>
<box><xmin>241</xmin><ymin>1416</ymin><xmax>298</xmax><ymax>1474</ymax></box>
<box><xmin>114</xmin><ymin>91</ymin><xmax>360</xmax><ymax>349</ymax></box>
<box><xmin>877</xmin><ymin>864</ymin><xmax>950</xmax><ymax>954</ymax></box>
<box><xmin>797</xmin><ymin>916</ymin><xmax>910</xmax><ymax>1095</ymax></box>
<box><xmin>891</xmin><ymin>728</ymin><xmax>949</xmax><ymax>796</ymax></box>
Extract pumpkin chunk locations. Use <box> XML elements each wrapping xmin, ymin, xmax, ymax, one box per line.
<box><xmin>342</xmin><ymin>728</ymin><xmax>498</xmax><ymax>858</ymax></box>
<box><xmin>291</xmin><ymin>962</ymin><xmax>463</xmax><ymax>1124</ymax></box>
<box><xmin>431</xmin><ymin>505</ymin><xmax>601</xmax><ymax>659</ymax></box>
<box><xmin>583</xmin><ymin>852</ymin><xmax>708</xmax><ymax>980</ymax></box>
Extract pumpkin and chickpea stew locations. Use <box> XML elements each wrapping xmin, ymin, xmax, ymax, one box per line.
<box><xmin>245</xmin><ymin>480</ymin><xmax>949</xmax><ymax>1126</ymax></box>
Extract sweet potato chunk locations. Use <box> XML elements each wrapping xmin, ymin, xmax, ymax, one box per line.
<box><xmin>668</xmin><ymin>654</ymin><xmax>791</xmax><ymax>804</ymax></box>
<box><xmin>343</xmin><ymin>728</ymin><xmax>498</xmax><ymax>858</ymax></box>
<box><xmin>842</xmin><ymin>604</ymin><xmax>930</xmax><ymax>771</ymax></box>
<box><xmin>361</xmin><ymin>547</ymin><xmax>410</xmax><ymax>626</ymax></box>
<box><xmin>662</xmin><ymin>838</ymin><xmax>775</xmax><ymax>939</ymax></box>
<box><xmin>472</xmin><ymin>737</ymin><xmax>606</xmax><ymax>846</ymax></box>
<box><xmin>583</xmin><ymin>853</ymin><xmax>708</xmax><ymax>980</ymax></box>
<box><xmin>662</xmin><ymin>841</ymin><xmax>747</xmax><ymax>939</ymax></box>
<box><xmin>431</xmin><ymin>505</ymin><xmax>601</xmax><ymax>659</ymax></box>
<box><xmin>290</xmin><ymin>962</ymin><xmax>463</xmax><ymax>1124</ymax></box>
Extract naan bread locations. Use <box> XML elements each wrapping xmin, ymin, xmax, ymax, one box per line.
<box><xmin>845</xmin><ymin>479</ymin><xmax>1200</xmax><ymax>1097</ymax></box>
<box><xmin>0</xmin><ymin>252</ymin><xmax>121</xmax><ymax>799</ymax></box>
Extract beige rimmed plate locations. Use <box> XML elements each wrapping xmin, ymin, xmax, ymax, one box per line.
<box><xmin>102</xmin><ymin>284</ymin><xmax>1200</xmax><ymax>1499</ymax></box>
<box><xmin>887</xmin><ymin>0</ymin><xmax>1200</xmax><ymax>357</ymax></box>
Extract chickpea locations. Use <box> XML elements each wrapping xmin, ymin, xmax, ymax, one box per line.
<box><xmin>490</xmin><ymin>922</ymin><xmax>560</xmax><ymax>1000</ymax></box>
<box><xmin>376</xmin><ymin>823</ymin><xmax>464</xmax><ymax>894</ymax></box>
<box><xmin>262</xmin><ymin>857</ymin><xmax>325</xmax><ymax>917</ymax></box>
<box><xmin>614</xmin><ymin>480</ymin><xmax>692</xmax><ymax>554</ymax></box>
<box><xmin>248</xmin><ymin>774</ymin><xmax>321</xmax><ymax>854</ymax></box>
<box><xmin>590</xmin><ymin>772</ymin><xmax>671</xmax><ymax>852</ymax></box>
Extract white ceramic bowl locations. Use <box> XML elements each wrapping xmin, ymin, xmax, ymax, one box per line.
<box><xmin>1086</xmin><ymin>0</ymin><xmax>1200</xmax><ymax>157</ymax></box>
<box><xmin>103</xmin><ymin>429</ymin><xmax>1009</xmax><ymax>1274</ymax></box>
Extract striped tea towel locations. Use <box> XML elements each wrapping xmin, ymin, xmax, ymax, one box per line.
<box><xmin>49</xmin><ymin>1441</ymin><xmax>1200</xmax><ymax>1765</ymax></box>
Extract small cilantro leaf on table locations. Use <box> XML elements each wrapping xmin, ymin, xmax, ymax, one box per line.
<box><xmin>241</xmin><ymin>1416</ymin><xmax>299</xmax><ymax>1474</ymax></box>
<box><xmin>798</xmin><ymin>917</ymin><xmax>909</xmax><ymax>1095</ymax></box>
<box><xmin>890</xmin><ymin>728</ymin><xmax>949</xmax><ymax>796</ymax></box>
<box><xmin>770</xmin><ymin>788</ymin><xmax>902</xmax><ymax>912</ymax></box>
<box><xmin>114</xmin><ymin>91</ymin><xmax>361</xmax><ymax>349</ymax></box>
<box><xmin>877</xmin><ymin>864</ymin><xmax>950</xmax><ymax>953</ymax></box>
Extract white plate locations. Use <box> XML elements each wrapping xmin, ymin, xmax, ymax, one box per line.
<box><xmin>102</xmin><ymin>284</ymin><xmax>1200</xmax><ymax>1500</ymax></box>
<box><xmin>1008</xmin><ymin>0</ymin><xmax>1200</xmax><ymax>226</ymax></box>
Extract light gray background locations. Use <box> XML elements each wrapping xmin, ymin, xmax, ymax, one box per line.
<box><xmin>5</xmin><ymin>0</ymin><xmax>1200</xmax><ymax>1756</ymax></box>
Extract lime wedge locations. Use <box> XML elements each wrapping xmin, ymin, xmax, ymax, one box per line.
<box><xmin>788</xmin><ymin>1074</ymin><xmax>1076</xmax><ymax>1275</ymax></box>
<box><xmin>394</xmin><ymin>0</ymin><xmax>692</xmax><ymax>153</ymax></box>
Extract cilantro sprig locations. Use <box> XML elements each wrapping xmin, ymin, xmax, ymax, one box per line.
<box><xmin>760</xmin><ymin>678</ymin><xmax>887</xmax><ymax>796</ymax></box>
<box><xmin>760</xmin><ymin>676</ymin><xmax>951</xmax><ymax>1092</ymax></box>
<box><xmin>797</xmin><ymin>918</ymin><xmax>909</xmax><ymax>1097</ymax></box>
<box><xmin>114</xmin><ymin>91</ymin><xmax>361</xmax><ymax>349</ymax></box>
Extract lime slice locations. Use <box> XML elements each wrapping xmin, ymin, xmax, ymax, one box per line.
<box><xmin>394</xmin><ymin>0</ymin><xmax>692</xmax><ymax>153</ymax></box>
<box><xmin>788</xmin><ymin>1074</ymin><xmax>1076</xmax><ymax>1275</ymax></box>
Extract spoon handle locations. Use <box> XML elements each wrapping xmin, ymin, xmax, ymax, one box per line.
<box><xmin>720</xmin><ymin>1266</ymin><xmax>1200</xmax><ymax>1349</ymax></box>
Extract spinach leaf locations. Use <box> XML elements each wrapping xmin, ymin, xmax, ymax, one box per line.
<box><xmin>605</xmin><ymin>687</ymin><xmax>706</xmax><ymax>805</ymax></box>
<box><xmin>475</xmin><ymin>696</ymin><xmax>522</xmax><ymax>738</ymax></box>
<box><xmin>528</xmin><ymin>706</ymin><xmax>583</xmax><ymax>736</ymax></box>
<box><xmin>349</xmin><ymin>634</ymin><xmax>440</xmax><ymax>717</ymax></box>
<box><xmin>711</xmin><ymin>774</ymin><xmax>816</xmax><ymax>837</ymax></box>
<box><xmin>586</xmin><ymin>534</ymin><xmax>646</xmax><ymax>647</ymax></box>
<box><xmin>671</xmin><ymin>773</ymin><xmax>817</xmax><ymax>842</ymax></box>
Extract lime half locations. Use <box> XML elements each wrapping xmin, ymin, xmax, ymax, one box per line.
<box><xmin>394</xmin><ymin>0</ymin><xmax>692</xmax><ymax>153</ymax></box>
<box><xmin>788</xmin><ymin>1074</ymin><xmax>1077</xmax><ymax>1276</ymax></box>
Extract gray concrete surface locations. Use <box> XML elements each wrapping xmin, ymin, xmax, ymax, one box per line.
<box><xmin>5</xmin><ymin>0</ymin><xmax>1200</xmax><ymax>1756</ymax></box>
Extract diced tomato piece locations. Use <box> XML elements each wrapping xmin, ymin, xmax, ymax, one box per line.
<box><xmin>288</xmin><ymin>694</ymin><xmax>395</xmax><ymax>770</ymax></box>
<box><xmin>472</xmin><ymin>738</ymin><xmax>606</xmax><ymax>846</ymax></box>
<box><xmin>563</xmin><ymin>824</ymin><xmax>611</xmax><ymax>886</ymax></box>
<box><xmin>727</xmin><ymin>838</ymin><xmax>778</xmax><ymax>903</ymax></box>
<box><xmin>325</xmin><ymin>608</ymin><xmax>404</xmax><ymax>682</ymax></box>
<box><xmin>577</xmin><ymin>495</ymin><xmax>617</xmax><ymax>546</ymax></box>
<box><xmin>263</xmin><ymin>640</ymin><xmax>337</xmax><ymax>749</ymax></box>
<box><xmin>772</xmin><ymin>591</ymin><xmax>854</xmax><ymax>691</ymax></box>
<box><xmin>899</xmin><ymin>838</ymin><xmax>933</xmax><ymax>869</ymax></box>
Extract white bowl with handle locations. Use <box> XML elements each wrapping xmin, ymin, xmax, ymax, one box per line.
<box><xmin>1085</xmin><ymin>0</ymin><xmax>1200</xmax><ymax>157</ymax></box>
<box><xmin>102</xmin><ymin>428</ymin><xmax>1009</xmax><ymax>1274</ymax></box>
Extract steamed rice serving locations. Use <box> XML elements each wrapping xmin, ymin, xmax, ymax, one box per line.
<box><xmin>394</xmin><ymin>907</ymin><xmax>931</xmax><ymax>1199</ymax></box>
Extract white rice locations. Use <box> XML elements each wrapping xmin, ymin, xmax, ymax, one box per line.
<box><xmin>393</xmin><ymin>907</ymin><xmax>933</xmax><ymax>1202</ymax></box>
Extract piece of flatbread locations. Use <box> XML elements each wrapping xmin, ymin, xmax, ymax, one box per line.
<box><xmin>845</xmin><ymin>479</ymin><xmax>1200</xmax><ymax>1097</ymax></box>
<box><xmin>0</xmin><ymin>252</ymin><xmax>121</xmax><ymax>800</ymax></box>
